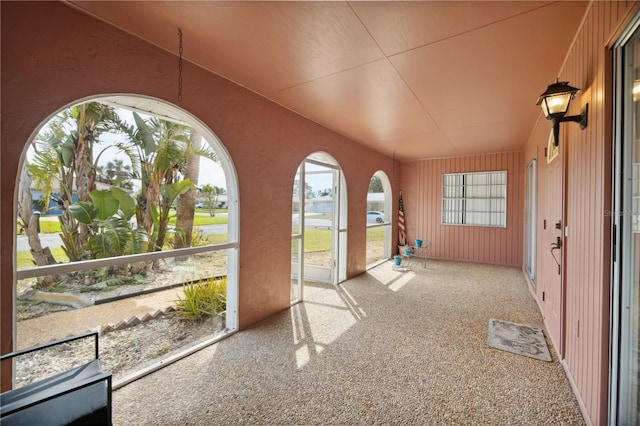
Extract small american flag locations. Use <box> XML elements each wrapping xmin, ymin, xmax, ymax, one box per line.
<box><xmin>398</xmin><ymin>191</ymin><xmax>406</xmax><ymax>248</ymax></box>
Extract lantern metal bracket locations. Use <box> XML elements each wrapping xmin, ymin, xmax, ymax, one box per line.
<box><xmin>549</xmin><ymin>104</ymin><xmax>588</xmax><ymax>146</ymax></box>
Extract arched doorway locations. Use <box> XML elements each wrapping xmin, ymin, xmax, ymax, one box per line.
<box><xmin>366</xmin><ymin>170</ymin><xmax>392</xmax><ymax>268</ymax></box>
<box><xmin>291</xmin><ymin>152</ymin><xmax>347</xmax><ymax>303</ymax></box>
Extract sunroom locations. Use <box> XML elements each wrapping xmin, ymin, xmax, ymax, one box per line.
<box><xmin>2</xmin><ymin>2</ymin><xmax>639</xmax><ymax>425</ymax></box>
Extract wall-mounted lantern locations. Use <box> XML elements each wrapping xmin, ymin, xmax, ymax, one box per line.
<box><xmin>536</xmin><ymin>80</ymin><xmax>588</xmax><ymax>146</ymax></box>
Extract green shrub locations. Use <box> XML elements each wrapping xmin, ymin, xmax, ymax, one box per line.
<box><xmin>174</xmin><ymin>276</ymin><xmax>226</xmax><ymax>320</ymax></box>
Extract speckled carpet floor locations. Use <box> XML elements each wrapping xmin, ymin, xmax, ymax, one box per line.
<box><xmin>112</xmin><ymin>259</ymin><xmax>584</xmax><ymax>425</ymax></box>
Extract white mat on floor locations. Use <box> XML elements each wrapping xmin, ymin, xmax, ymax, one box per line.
<box><xmin>487</xmin><ymin>318</ymin><xmax>552</xmax><ymax>362</ymax></box>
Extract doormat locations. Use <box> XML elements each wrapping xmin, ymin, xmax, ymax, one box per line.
<box><xmin>487</xmin><ymin>318</ymin><xmax>552</xmax><ymax>362</ymax></box>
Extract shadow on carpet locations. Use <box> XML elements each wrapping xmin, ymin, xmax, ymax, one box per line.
<box><xmin>487</xmin><ymin>318</ymin><xmax>551</xmax><ymax>362</ymax></box>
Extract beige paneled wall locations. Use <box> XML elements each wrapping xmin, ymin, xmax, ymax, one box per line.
<box><xmin>400</xmin><ymin>152</ymin><xmax>524</xmax><ymax>267</ymax></box>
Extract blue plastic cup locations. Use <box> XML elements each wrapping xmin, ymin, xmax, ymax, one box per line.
<box><xmin>394</xmin><ymin>256</ymin><xmax>402</xmax><ymax>265</ymax></box>
<box><xmin>415</xmin><ymin>239</ymin><xmax>423</xmax><ymax>248</ymax></box>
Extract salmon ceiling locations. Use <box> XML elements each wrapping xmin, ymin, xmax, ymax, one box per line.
<box><xmin>69</xmin><ymin>1</ymin><xmax>589</xmax><ymax>161</ymax></box>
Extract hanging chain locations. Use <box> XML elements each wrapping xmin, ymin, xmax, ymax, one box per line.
<box><xmin>177</xmin><ymin>29</ymin><xmax>183</xmax><ymax>102</ymax></box>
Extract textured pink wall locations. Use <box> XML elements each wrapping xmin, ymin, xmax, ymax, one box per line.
<box><xmin>401</xmin><ymin>152</ymin><xmax>524</xmax><ymax>267</ymax></box>
<box><xmin>0</xmin><ymin>1</ymin><xmax>398</xmax><ymax>389</ymax></box>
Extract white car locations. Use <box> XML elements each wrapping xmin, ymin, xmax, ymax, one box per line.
<box><xmin>367</xmin><ymin>211</ymin><xmax>385</xmax><ymax>223</ymax></box>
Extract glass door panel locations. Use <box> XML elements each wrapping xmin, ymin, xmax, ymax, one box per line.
<box><xmin>291</xmin><ymin>238</ymin><xmax>302</xmax><ymax>303</ymax></box>
<box><xmin>366</xmin><ymin>172</ymin><xmax>391</xmax><ymax>268</ymax></box>
<box><xmin>525</xmin><ymin>157</ymin><xmax>537</xmax><ymax>283</ymax></box>
<box><xmin>303</xmin><ymin>162</ymin><xmax>335</xmax><ymax>283</ymax></box>
<box><xmin>291</xmin><ymin>165</ymin><xmax>304</xmax><ymax>303</ymax></box>
<box><xmin>614</xmin><ymin>22</ymin><xmax>640</xmax><ymax>425</ymax></box>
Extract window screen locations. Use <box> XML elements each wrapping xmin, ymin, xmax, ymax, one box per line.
<box><xmin>442</xmin><ymin>171</ymin><xmax>506</xmax><ymax>227</ymax></box>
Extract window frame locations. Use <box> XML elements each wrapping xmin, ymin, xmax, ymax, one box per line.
<box><xmin>14</xmin><ymin>95</ymin><xmax>240</xmax><ymax>389</ymax></box>
<box><xmin>525</xmin><ymin>157</ymin><xmax>537</xmax><ymax>283</ymax></box>
<box><xmin>441</xmin><ymin>170</ymin><xmax>507</xmax><ymax>228</ymax></box>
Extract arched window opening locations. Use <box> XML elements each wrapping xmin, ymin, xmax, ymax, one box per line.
<box><xmin>366</xmin><ymin>170</ymin><xmax>392</xmax><ymax>268</ymax></box>
<box><xmin>14</xmin><ymin>95</ymin><xmax>239</xmax><ymax>388</ymax></box>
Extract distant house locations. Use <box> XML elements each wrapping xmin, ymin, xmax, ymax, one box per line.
<box><xmin>196</xmin><ymin>194</ymin><xmax>228</xmax><ymax>209</ymax></box>
<box><xmin>305</xmin><ymin>193</ymin><xmax>384</xmax><ymax>214</ymax></box>
<box><xmin>305</xmin><ymin>195</ymin><xmax>333</xmax><ymax>214</ymax></box>
<box><xmin>366</xmin><ymin>192</ymin><xmax>385</xmax><ymax>212</ymax></box>
<box><xmin>214</xmin><ymin>194</ymin><xmax>228</xmax><ymax>209</ymax></box>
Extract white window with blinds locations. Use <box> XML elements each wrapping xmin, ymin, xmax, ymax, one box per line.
<box><xmin>442</xmin><ymin>171</ymin><xmax>507</xmax><ymax>227</ymax></box>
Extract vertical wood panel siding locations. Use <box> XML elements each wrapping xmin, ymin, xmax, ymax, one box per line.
<box><xmin>524</xmin><ymin>2</ymin><xmax>636</xmax><ymax>424</ymax></box>
<box><xmin>400</xmin><ymin>152</ymin><xmax>524</xmax><ymax>267</ymax></box>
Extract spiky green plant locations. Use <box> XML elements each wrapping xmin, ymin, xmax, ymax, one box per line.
<box><xmin>174</xmin><ymin>277</ymin><xmax>226</xmax><ymax>320</ymax></box>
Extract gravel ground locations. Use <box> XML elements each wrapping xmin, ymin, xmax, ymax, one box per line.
<box><xmin>112</xmin><ymin>259</ymin><xmax>584</xmax><ymax>425</ymax></box>
<box><xmin>15</xmin><ymin>257</ymin><xmax>228</xmax><ymax>385</ymax></box>
<box><xmin>17</xmin><ymin>253</ymin><xmax>228</xmax><ymax>321</ymax></box>
<box><xmin>14</xmin><ymin>314</ymin><xmax>225</xmax><ymax>388</ymax></box>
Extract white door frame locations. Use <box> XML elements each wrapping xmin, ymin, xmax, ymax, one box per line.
<box><xmin>610</xmin><ymin>13</ymin><xmax>640</xmax><ymax>425</ymax></box>
<box><xmin>293</xmin><ymin>154</ymin><xmax>347</xmax><ymax>286</ymax></box>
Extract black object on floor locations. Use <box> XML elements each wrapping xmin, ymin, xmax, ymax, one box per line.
<box><xmin>1</xmin><ymin>331</ymin><xmax>112</xmax><ymax>426</ymax></box>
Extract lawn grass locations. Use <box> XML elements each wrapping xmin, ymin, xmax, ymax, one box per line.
<box><xmin>39</xmin><ymin>220</ymin><xmax>61</xmax><ymax>234</ymax></box>
<box><xmin>16</xmin><ymin>247</ymin><xmax>69</xmax><ymax>269</ymax></box>
<box><xmin>197</xmin><ymin>233</ymin><xmax>228</xmax><ymax>245</ymax></box>
<box><xmin>185</xmin><ymin>215</ymin><xmax>228</xmax><ymax>226</ymax></box>
<box><xmin>303</xmin><ymin>228</ymin><xmax>332</xmax><ymax>252</ymax></box>
<box><xmin>295</xmin><ymin>226</ymin><xmax>384</xmax><ymax>254</ymax></box>
<box><xmin>18</xmin><ymin>212</ymin><xmax>228</xmax><ymax>236</ymax></box>
<box><xmin>197</xmin><ymin>208</ymin><xmax>228</xmax><ymax>214</ymax></box>
<box><xmin>17</xmin><ymin>216</ymin><xmax>62</xmax><ymax>234</ymax></box>
<box><xmin>17</xmin><ymin>220</ymin><xmax>383</xmax><ymax>269</ymax></box>
<box><xmin>16</xmin><ymin>233</ymin><xmax>228</xmax><ymax>270</ymax></box>
<box><xmin>366</xmin><ymin>226</ymin><xmax>385</xmax><ymax>242</ymax></box>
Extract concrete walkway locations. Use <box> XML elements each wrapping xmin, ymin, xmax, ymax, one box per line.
<box><xmin>17</xmin><ymin>288</ymin><xmax>181</xmax><ymax>349</ymax></box>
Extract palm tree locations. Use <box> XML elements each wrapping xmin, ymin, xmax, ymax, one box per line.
<box><xmin>119</xmin><ymin>113</ymin><xmax>217</xmax><ymax>253</ymax></box>
<box><xmin>96</xmin><ymin>159</ymin><xmax>134</xmax><ymax>190</ymax></box>
<box><xmin>199</xmin><ymin>184</ymin><xmax>225</xmax><ymax>217</ymax></box>
<box><xmin>175</xmin><ymin>130</ymin><xmax>202</xmax><ymax>250</ymax></box>
<box><xmin>28</xmin><ymin>102</ymin><xmax>124</xmax><ymax>262</ymax></box>
<box><xmin>17</xmin><ymin>163</ymin><xmax>57</xmax><ymax>287</ymax></box>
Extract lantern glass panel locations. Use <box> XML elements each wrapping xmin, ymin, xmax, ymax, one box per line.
<box><xmin>545</xmin><ymin>93</ymin><xmax>572</xmax><ymax>116</ymax></box>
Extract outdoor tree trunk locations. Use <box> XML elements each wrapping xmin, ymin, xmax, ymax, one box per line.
<box><xmin>58</xmin><ymin>199</ymin><xmax>82</xmax><ymax>261</ymax></box>
<box><xmin>142</xmin><ymin>165</ymin><xmax>161</xmax><ymax>250</ymax></box>
<box><xmin>154</xmin><ymin>170</ymin><xmax>175</xmax><ymax>253</ymax></box>
<box><xmin>74</xmin><ymin>104</ymin><xmax>97</xmax><ymax>253</ymax></box>
<box><xmin>175</xmin><ymin>130</ymin><xmax>201</xmax><ymax>251</ymax></box>
<box><xmin>27</xmin><ymin>214</ymin><xmax>58</xmax><ymax>275</ymax></box>
<box><xmin>17</xmin><ymin>166</ymin><xmax>57</xmax><ymax>286</ymax></box>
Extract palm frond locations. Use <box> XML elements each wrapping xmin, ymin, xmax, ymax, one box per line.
<box><xmin>87</xmin><ymin>233</ymin><xmax>111</xmax><ymax>259</ymax></box>
<box><xmin>124</xmin><ymin>227</ymin><xmax>149</xmax><ymax>255</ymax></box>
<box><xmin>193</xmin><ymin>142</ymin><xmax>218</xmax><ymax>163</ymax></box>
